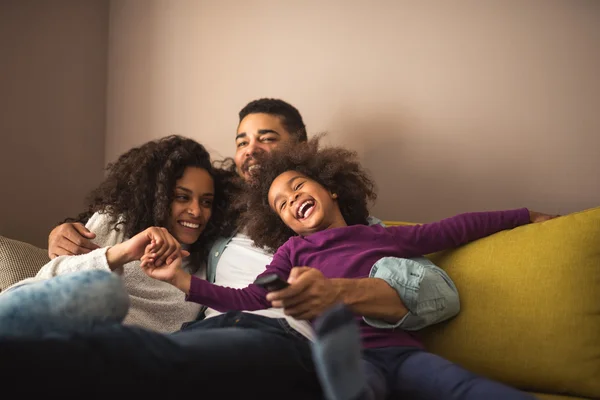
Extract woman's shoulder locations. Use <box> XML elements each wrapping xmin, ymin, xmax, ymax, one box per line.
<box><xmin>85</xmin><ymin>211</ymin><xmax>127</xmax><ymax>247</ymax></box>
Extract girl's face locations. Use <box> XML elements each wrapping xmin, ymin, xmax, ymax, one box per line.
<box><xmin>268</xmin><ymin>170</ymin><xmax>346</xmax><ymax>237</ymax></box>
<box><xmin>168</xmin><ymin>167</ymin><xmax>214</xmax><ymax>245</ymax></box>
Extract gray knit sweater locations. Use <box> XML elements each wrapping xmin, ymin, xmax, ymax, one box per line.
<box><xmin>7</xmin><ymin>212</ymin><xmax>205</xmax><ymax>333</ymax></box>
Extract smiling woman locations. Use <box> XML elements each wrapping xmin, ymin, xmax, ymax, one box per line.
<box><xmin>168</xmin><ymin>167</ymin><xmax>215</xmax><ymax>245</ymax></box>
<box><xmin>0</xmin><ymin>135</ymin><xmax>235</xmax><ymax>334</ymax></box>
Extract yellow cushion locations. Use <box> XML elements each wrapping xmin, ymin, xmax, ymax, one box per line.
<box><xmin>390</xmin><ymin>207</ymin><xmax>600</xmax><ymax>398</ymax></box>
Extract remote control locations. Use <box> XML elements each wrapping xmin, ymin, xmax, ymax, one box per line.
<box><xmin>253</xmin><ymin>273</ymin><xmax>290</xmax><ymax>292</ymax></box>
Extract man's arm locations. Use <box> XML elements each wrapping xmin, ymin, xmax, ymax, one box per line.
<box><xmin>330</xmin><ymin>276</ymin><xmax>408</xmax><ymax>323</ymax></box>
<box><xmin>266</xmin><ymin>267</ymin><xmax>408</xmax><ymax>322</ymax></box>
<box><xmin>364</xmin><ymin>256</ymin><xmax>460</xmax><ymax>330</ymax></box>
<box><xmin>266</xmin><ymin>257</ymin><xmax>461</xmax><ymax>330</ymax></box>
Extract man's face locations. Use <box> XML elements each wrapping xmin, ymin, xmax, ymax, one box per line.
<box><xmin>234</xmin><ymin>113</ymin><xmax>293</xmax><ymax>181</ymax></box>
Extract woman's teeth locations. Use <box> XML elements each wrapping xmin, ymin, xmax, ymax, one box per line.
<box><xmin>179</xmin><ymin>221</ymin><xmax>200</xmax><ymax>229</ymax></box>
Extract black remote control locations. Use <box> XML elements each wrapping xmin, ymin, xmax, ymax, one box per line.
<box><xmin>253</xmin><ymin>273</ymin><xmax>290</xmax><ymax>292</ymax></box>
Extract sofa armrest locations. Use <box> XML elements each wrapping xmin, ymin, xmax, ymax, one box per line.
<box><xmin>0</xmin><ymin>235</ymin><xmax>50</xmax><ymax>291</ymax></box>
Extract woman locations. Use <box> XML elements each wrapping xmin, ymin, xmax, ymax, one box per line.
<box><xmin>0</xmin><ymin>135</ymin><xmax>234</xmax><ymax>335</ymax></box>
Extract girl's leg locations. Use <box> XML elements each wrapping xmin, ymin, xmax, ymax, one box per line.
<box><xmin>393</xmin><ymin>350</ymin><xmax>535</xmax><ymax>400</ymax></box>
<box><xmin>311</xmin><ymin>303</ymin><xmax>388</xmax><ymax>400</ymax></box>
<box><xmin>0</xmin><ymin>270</ymin><xmax>129</xmax><ymax>337</ymax></box>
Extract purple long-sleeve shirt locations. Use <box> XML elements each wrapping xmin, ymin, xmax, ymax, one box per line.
<box><xmin>188</xmin><ymin>208</ymin><xmax>530</xmax><ymax>349</ymax></box>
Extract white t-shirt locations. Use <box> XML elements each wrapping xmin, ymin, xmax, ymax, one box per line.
<box><xmin>203</xmin><ymin>232</ymin><xmax>314</xmax><ymax>341</ymax></box>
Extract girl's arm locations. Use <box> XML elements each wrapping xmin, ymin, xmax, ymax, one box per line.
<box><xmin>387</xmin><ymin>208</ymin><xmax>532</xmax><ymax>257</ymax></box>
<box><xmin>142</xmin><ymin>244</ymin><xmax>294</xmax><ymax>313</ymax></box>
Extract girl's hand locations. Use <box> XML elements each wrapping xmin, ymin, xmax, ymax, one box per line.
<box><xmin>107</xmin><ymin>227</ymin><xmax>181</xmax><ymax>270</ymax></box>
<box><xmin>140</xmin><ymin>247</ymin><xmax>191</xmax><ymax>293</ymax></box>
<box><xmin>529</xmin><ymin>210</ymin><xmax>560</xmax><ymax>223</ymax></box>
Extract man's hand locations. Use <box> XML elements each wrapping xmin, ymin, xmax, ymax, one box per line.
<box><xmin>266</xmin><ymin>267</ymin><xmax>341</xmax><ymax>320</ymax></box>
<box><xmin>48</xmin><ymin>222</ymin><xmax>99</xmax><ymax>259</ymax></box>
<box><xmin>529</xmin><ymin>210</ymin><xmax>560</xmax><ymax>223</ymax></box>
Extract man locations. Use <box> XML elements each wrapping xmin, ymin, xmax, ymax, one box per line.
<box><xmin>3</xmin><ymin>99</ymin><xmax>459</xmax><ymax>397</ymax></box>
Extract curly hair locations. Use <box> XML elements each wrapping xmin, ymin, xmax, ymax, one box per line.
<box><xmin>238</xmin><ymin>98</ymin><xmax>308</xmax><ymax>142</ymax></box>
<box><xmin>67</xmin><ymin>135</ymin><xmax>235</xmax><ymax>259</ymax></box>
<box><xmin>238</xmin><ymin>135</ymin><xmax>377</xmax><ymax>252</ymax></box>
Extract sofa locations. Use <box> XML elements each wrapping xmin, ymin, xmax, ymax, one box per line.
<box><xmin>1</xmin><ymin>206</ymin><xmax>599</xmax><ymax>399</ymax></box>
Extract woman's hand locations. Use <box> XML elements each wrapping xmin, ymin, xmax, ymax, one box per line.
<box><xmin>140</xmin><ymin>244</ymin><xmax>191</xmax><ymax>293</ymax></box>
<box><xmin>106</xmin><ymin>227</ymin><xmax>182</xmax><ymax>270</ymax></box>
<box><xmin>529</xmin><ymin>210</ymin><xmax>561</xmax><ymax>223</ymax></box>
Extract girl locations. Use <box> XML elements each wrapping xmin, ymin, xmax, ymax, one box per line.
<box><xmin>142</xmin><ymin>136</ymin><xmax>554</xmax><ymax>399</ymax></box>
<box><xmin>0</xmin><ymin>135</ymin><xmax>233</xmax><ymax>335</ymax></box>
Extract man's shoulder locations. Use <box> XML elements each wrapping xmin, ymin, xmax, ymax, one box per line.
<box><xmin>367</xmin><ymin>215</ymin><xmax>386</xmax><ymax>227</ymax></box>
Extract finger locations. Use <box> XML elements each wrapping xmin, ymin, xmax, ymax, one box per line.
<box><xmin>157</xmin><ymin>230</ymin><xmax>179</xmax><ymax>266</ymax></box>
<box><xmin>266</xmin><ymin>283</ymin><xmax>306</xmax><ymax>302</ymax></box>
<box><xmin>163</xmin><ymin>232</ymin><xmax>180</xmax><ymax>263</ymax></box>
<box><xmin>166</xmin><ymin>248</ymin><xmax>188</xmax><ymax>266</ymax></box>
<box><xmin>64</xmin><ymin>225</ymin><xmax>99</xmax><ymax>250</ymax></box>
<box><xmin>283</xmin><ymin>303</ymin><xmax>317</xmax><ymax>320</ymax></box>
<box><xmin>287</xmin><ymin>266</ymin><xmax>311</xmax><ymax>284</ymax></box>
<box><xmin>73</xmin><ymin>223</ymin><xmax>97</xmax><ymax>239</ymax></box>
<box><xmin>50</xmin><ymin>234</ymin><xmax>94</xmax><ymax>257</ymax></box>
<box><xmin>149</xmin><ymin>229</ymin><xmax>169</xmax><ymax>263</ymax></box>
<box><xmin>141</xmin><ymin>255</ymin><xmax>156</xmax><ymax>268</ymax></box>
<box><xmin>144</xmin><ymin>243</ymin><xmax>154</xmax><ymax>254</ymax></box>
<box><xmin>279</xmin><ymin>292</ymin><xmax>311</xmax><ymax>310</ymax></box>
<box><xmin>156</xmin><ymin>229</ymin><xmax>177</xmax><ymax>265</ymax></box>
<box><xmin>56</xmin><ymin>244</ymin><xmax>89</xmax><ymax>257</ymax></box>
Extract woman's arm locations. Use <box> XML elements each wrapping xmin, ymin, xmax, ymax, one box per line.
<box><xmin>35</xmin><ymin>213</ymin><xmax>126</xmax><ymax>279</ymax></box>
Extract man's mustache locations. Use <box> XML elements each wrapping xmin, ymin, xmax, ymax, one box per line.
<box><xmin>242</xmin><ymin>152</ymin><xmax>267</xmax><ymax>172</ymax></box>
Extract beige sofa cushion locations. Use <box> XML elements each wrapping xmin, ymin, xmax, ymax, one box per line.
<box><xmin>0</xmin><ymin>235</ymin><xmax>49</xmax><ymax>291</ymax></box>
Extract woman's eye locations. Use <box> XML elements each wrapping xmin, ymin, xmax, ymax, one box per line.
<box><xmin>201</xmin><ymin>200</ymin><xmax>213</xmax><ymax>207</ymax></box>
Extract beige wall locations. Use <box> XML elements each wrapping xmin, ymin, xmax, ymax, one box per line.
<box><xmin>2</xmin><ymin>1</ymin><xmax>596</xmax><ymax>248</ymax></box>
<box><xmin>0</xmin><ymin>0</ymin><xmax>109</xmax><ymax>247</ymax></box>
<box><xmin>106</xmin><ymin>0</ymin><xmax>599</xmax><ymax>222</ymax></box>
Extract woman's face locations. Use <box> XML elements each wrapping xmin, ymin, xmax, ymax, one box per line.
<box><xmin>168</xmin><ymin>167</ymin><xmax>214</xmax><ymax>245</ymax></box>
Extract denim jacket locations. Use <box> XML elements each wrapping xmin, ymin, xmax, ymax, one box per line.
<box><xmin>206</xmin><ymin>217</ymin><xmax>460</xmax><ymax>331</ymax></box>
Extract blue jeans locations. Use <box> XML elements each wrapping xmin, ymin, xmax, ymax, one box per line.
<box><xmin>362</xmin><ymin>347</ymin><xmax>535</xmax><ymax>400</ymax></box>
<box><xmin>0</xmin><ymin>312</ymin><xmax>320</xmax><ymax>398</ymax></box>
<box><xmin>0</xmin><ymin>270</ymin><xmax>129</xmax><ymax>337</ymax></box>
<box><xmin>0</xmin><ymin>312</ymin><xmax>319</xmax><ymax>398</ymax></box>
<box><xmin>0</xmin><ymin>270</ymin><xmax>320</xmax><ymax>398</ymax></box>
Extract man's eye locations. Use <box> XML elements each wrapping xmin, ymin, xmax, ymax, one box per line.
<box><xmin>261</xmin><ymin>137</ymin><xmax>277</xmax><ymax>143</ymax></box>
<box><xmin>237</xmin><ymin>141</ymin><xmax>247</xmax><ymax>148</ymax></box>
